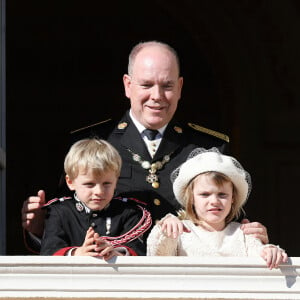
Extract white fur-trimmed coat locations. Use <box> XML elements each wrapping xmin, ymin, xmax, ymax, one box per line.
<box><xmin>147</xmin><ymin>220</ymin><xmax>264</xmax><ymax>256</ymax></box>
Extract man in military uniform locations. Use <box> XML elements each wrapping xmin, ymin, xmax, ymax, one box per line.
<box><xmin>70</xmin><ymin>113</ymin><xmax>228</xmax><ymax>225</ymax></box>
<box><xmin>22</xmin><ymin>40</ymin><xmax>268</xmax><ymax>253</ymax></box>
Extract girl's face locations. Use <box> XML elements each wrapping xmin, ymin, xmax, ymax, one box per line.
<box><xmin>66</xmin><ymin>168</ymin><xmax>117</xmax><ymax>211</ymax></box>
<box><xmin>192</xmin><ymin>174</ymin><xmax>233</xmax><ymax>231</ymax></box>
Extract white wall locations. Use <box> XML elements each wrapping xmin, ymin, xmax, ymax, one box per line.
<box><xmin>0</xmin><ymin>256</ymin><xmax>299</xmax><ymax>299</ymax></box>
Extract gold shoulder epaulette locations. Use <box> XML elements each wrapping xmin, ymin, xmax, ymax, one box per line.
<box><xmin>70</xmin><ymin>119</ymin><xmax>112</xmax><ymax>134</ymax></box>
<box><xmin>188</xmin><ymin>122</ymin><xmax>230</xmax><ymax>143</ymax></box>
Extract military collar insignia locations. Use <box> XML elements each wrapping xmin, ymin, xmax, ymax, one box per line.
<box><xmin>76</xmin><ymin>202</ymin><xmax>84</xmax><ymax>212</ymax></box>
<box><xmin>174</xmin><ymin>126</ymin><xmax>183</xmax><ymax>134</ymax></box>
<box><xmin>118</xmin><ymin>122</ymin><xmax>128</xmax><ymax>130</ymax></box>
<box><xmin>74</xmin><ymin>193</ymin><xmax>90</xmax><ymax>213</ymax></box>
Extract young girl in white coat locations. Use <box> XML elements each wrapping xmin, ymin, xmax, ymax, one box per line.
<box><xmin>147</xmin><ymin>148</ymin><xmax>288</xmax><ymax>269</ymax></box>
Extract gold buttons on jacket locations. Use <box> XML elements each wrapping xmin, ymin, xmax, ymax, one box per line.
<box><xmin>152</xmin><ymin>182</ymin><xmax>160</xmax><ymax>189</ymax></box>
<box><xmin>153</xmin><ymin>198</ymin><xmax>161</xmax><ymax>206</ymax></box>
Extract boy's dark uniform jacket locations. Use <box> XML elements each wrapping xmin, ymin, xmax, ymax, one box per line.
<box><xmin>24</xmin><ymin>110</ymin><xmax>229</xmax><ymax>253</ymax></box>
<box><xmin>40</xmin><ymin>196</ymin><xmax>151</xmax><ymax>256</ymax></box>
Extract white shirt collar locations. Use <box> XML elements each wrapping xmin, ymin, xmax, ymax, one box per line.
<box><xmin>129</xmin><ymin>109</ymin><xmax>168</xmax><ymax>136</ymax></box>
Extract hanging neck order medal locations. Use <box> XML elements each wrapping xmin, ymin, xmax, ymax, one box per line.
<box><xmin>127</xmin><ymin>148</ymin><xmax>173</xmax><ymax>189</ymax></box>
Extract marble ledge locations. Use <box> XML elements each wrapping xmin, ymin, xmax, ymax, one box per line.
<box><xmin>0</xmin><ymin>256</ymin><xmax>299</xmax><ymax>300</ymax></box>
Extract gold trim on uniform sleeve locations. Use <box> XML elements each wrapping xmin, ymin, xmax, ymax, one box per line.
<box><xmin>188</xmin><ymin>123</ymin><xmax>229</xmax><ymax>143</ymax></box>
<box><xmin>70</xmin><ymin>119</ymin><xmax>112</xmax><ymax>134</ymax></box>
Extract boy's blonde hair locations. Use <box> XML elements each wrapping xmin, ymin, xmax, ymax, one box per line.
<box><xmin>64</xmin><ymin>138</ymin><xmax>122</xmax><ymax>180</ymax></box>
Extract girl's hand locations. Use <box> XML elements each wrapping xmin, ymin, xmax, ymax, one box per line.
<box><xmin>160</xmin><ymin>215</ymin><xmax>190</xmax><ymax>239</ymax></box>
<box><xmin>260</xmin><ymin>245</ymin><xmax>288</xmax><ymax>270</ymax></box>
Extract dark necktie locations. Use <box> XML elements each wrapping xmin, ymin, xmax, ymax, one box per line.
<box><xmin>143</xmin><ymin>129</ymin><xmax>159</xmax><ymax>141</ymax></box>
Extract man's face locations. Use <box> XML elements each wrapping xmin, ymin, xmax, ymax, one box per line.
<box><xmin>123</xmin><ymin>46</ymin><xmax>183</xmax><ymax>129</ymax></box>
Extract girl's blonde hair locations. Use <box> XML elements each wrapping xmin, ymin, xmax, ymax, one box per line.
<box><xmin>64</xmin><ymin>138</ymin><xmax>122</xmax><ymax>180</ymax></box>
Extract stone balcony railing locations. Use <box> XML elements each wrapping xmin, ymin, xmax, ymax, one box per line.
<box><xmin>0</xmin><ymin>256</ymin><xmax>299</xmax><ymax>300</ymax></box>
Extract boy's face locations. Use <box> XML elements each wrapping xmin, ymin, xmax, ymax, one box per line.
<box><xmin>192</xmin><ymin>174</ymin><xmax>233</xmax><ymax>231</ymax></box>
<box><xmin>66</xmin><ymin>168</ymin><xmax>117</xmax><ymax>211</ymax></box>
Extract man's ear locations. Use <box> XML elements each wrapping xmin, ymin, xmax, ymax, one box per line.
<box><xmin>123</xmin><ymin>74</ymin><xmax>131</xmax><ymax>98</ymax></box>
<box><xmin>65</xmin><ymin>175</ymin><xmax>75</xmax><ymax>191</ymax></box>
<box><xmin>177</xmin><ymin>76</ymin><xmax>184</xmax><ymax>99</ymax></box>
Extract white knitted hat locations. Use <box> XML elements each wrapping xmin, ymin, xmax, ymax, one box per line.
<box><xmin>171</xmin><ymin>148</ymin><xmax>251</xmax><ymax>208</ymax></box>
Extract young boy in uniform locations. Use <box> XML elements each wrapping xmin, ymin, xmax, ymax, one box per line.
<box><xmin>41</xmin><ymin>138</ymin><xmax>152</xmax><ymax>258</ymax></box>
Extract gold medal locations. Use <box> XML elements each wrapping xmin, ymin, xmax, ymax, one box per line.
<box><xmin>146</xmin><ymin>173</ymin><xmax>159</xmax><ymax>183</ymax></box>
<box><xmin>152</xmin><ymin>182</ymin><xmax>160</xmax><ymax>189</ymax></box>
